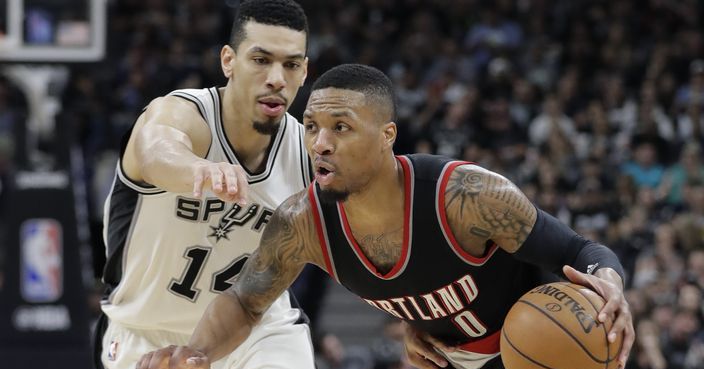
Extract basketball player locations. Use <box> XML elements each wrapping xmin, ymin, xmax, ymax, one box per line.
<box><xmin>95</xmin><ymin>1</ymin><xmax>316</xmax><ymax>369</ymax></box>
<box><xmin>136</xmin><ymin>64</ymin><xmax>634</xmax><ymax>369</ymax></box>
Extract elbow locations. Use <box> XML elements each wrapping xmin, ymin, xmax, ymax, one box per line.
<box><xmin>224</xmin><ymin>288</ymin><xmax>265</xmax><ymax>327</ymax></box>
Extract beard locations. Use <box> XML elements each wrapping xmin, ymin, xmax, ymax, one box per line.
<box><xmin>252</xmin><ymin>118</ymin><xmax>281</xmax><ymax>135</ymax></box>
<box><xmin>318</xmin><ymin>188</ymin><xmax>350</xmax><ymax>204</ymax></box>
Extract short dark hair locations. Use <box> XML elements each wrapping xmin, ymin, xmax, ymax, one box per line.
<box><xmin>311</xmin><ymin>64</ymin><xmax>397</xmax><ymax>122</ymax></box>
<box><xmin>230</xmin><ymin>0</ymin><xmax>308</xmax><ymax>51</ymax></box>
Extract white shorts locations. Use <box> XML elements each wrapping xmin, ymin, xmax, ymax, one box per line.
<box><xmin>439</xmin><ymin>349</ymin><xmax>500</xmax><ymax>369</ymax></box>
<box><xmin>100</xmin><ymin>301</ymin><xmax>315</xmax><ymax>369</ymax></box>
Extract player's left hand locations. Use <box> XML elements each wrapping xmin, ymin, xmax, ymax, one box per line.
<box><xmin>402</xmin><ymin>322</ymin><xmax>456</xmax><ymax>369</ymax></box>
<box><xmin>563</xmin><ymin>265</ymin><xmax>634</xmax><ymax>369</ymax></box>
<box><xmin>135</xmin><ymin>345</ymin><xmax>210</xmax><ymax>369</ymax></box>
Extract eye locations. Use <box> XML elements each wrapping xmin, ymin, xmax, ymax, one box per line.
<box><xmin>304</xmin><ymin>121</ymin><xmax>317</xmax><ymax>132</ymax></box>
<box><xmin>253</xmin><ymin>57</ymin><xmax>269</xmax><ymax>65</ymax></box>
<box><xmin>284</xmin><ymin>61</ymin><xmax>301</xmax><ymax>70</ymax></box>
<box><xmin>335</xmin><ymin>122</ymin><xmax>350</xmax><ymax>132</ymax></box>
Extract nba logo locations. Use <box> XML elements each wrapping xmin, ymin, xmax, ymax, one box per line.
<box><xmin>20</xmin><ymin>219</ymin><xmax>63</xmax><ymax>303</ymax></box>
<box><xmin>108</xmin><ymin>340</ymin><xmax>119</xmax><ymax>361</ymax></box>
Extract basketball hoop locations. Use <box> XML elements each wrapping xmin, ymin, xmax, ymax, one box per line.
<box><xmin>0</xmin><ymin>0</ymin><xmax>106</xmax><ymax>63</ymax></box>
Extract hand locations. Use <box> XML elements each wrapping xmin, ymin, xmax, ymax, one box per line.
<box><xmin>192</xmin><ymin>161</ymin><xmax>248</xmax><ymax>204</ymax></box>
<box><xmin>135</xmin><ymin>345</ymin><xmax>210</xmax><ymax>369</ymax></box>
<box><xmin>403</xmin><ymin>322</ymin><xmax>456</xmax><ymax>369</ymax></box>
<box><xmin>563</xmin><ymin>265</ymin><xmax>634</xmax><ymax>369</ymax></box>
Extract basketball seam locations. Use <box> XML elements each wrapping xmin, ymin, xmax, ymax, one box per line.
<box><xmin>501</xmin><ymin>329</ymin><xmax>558</xmax><ymax>369</ymax></box>
<box><xmin>559</xmin><ymin>283</ymin><xmax>620</xmax><ymax>365</ymax></box>
<box><xmin>517</xmin><ymin>299</ymin><xmax>610</xmax><ymax>364</ymax></box>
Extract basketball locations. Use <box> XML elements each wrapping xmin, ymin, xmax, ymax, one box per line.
<box><xmin>500</xmin><ymin>282</ymin><xmax>622</xmax><ymax>369</ymax></box>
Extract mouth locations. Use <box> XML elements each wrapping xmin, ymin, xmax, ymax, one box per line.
<box><xmin>314</xmin><ymin>161</ymin><xmax>336</xmax><ymax>185</ymax></box>
<box><xmin>257</xmin><ymin>97</ymin><xmax>286</xmax><ymax>117</ymax></box>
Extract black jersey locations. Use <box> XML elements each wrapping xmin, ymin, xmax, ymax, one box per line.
<box><xmin>309</xmin><ymin>154</ymin><xmax>543</xmax><ymax>355</ymax></box>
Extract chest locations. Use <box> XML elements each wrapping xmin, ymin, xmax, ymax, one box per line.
<box><xmin>351</xmin><ymin>227</ymin><xmax>404</xmax><ymax>274</ymax></box>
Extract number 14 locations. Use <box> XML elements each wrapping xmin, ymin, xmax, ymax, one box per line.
<box><xmin>168</xmin><ymin>246</ymin><xmax>249</xmax><ymax>301</ymax></box>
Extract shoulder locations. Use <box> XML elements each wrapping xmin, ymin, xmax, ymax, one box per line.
<box><xmin>263</xmin><ymin>189</ymin><xmax>325</xmax><ymax>266</ymax></box>
<box><xmin>443</xmin><ymin>163</ymin><xmax>536</xmax><ymax>252</ymax></box>
<box><xmin>136</xmin><ymin>92</ymin><xmax>211</xmax><ymax>139</ymax></box>
<box><xmin>267</xmin><ymin>190</ymin><xmax>316</xmax><ymax>240</ymax></box>
<box><xmin>285</xmin><ymin>112</ymin><xmax>302</xmax><ymax>126</ymax></box>
<box><xmin>143</xmin><ymin>87</ymin><xmax>217</xmax><ymax>122</ymax></box>
<box><xmin>443</xmin><ymin>163</ymin><xmax>524</xmax><ymax>217</ymax></box>
<box><xmin>445</xmin><ymin>163</ymin><xmax>514</xmax><ymax>195</ymax></box>
<box><xmin>144</xmin><ymin>94</ymin><xmax>204</xmax><ymax>118</ymax></box>
<box><xmin>283</xmin><ymin>113</ymin><xmax>305</xmax><ymax>135</ymax></box>
<box><xmin>274</xmin><ymin>190</ymin><xmax>312</xmax><ymax>219</ymax></box>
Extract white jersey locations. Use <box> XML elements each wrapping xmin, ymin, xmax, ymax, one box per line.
<box><xmin>101</xmin><ymin>87</ymin><xmax>313</xmax><ymax>334</ymax></box>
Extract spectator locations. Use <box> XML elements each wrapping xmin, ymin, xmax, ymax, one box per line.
<box><xmin>675</xmin><ymin>59</ymin><xmax>704</xmax><ymax>111</ymax></box>
<box><xmin>659</xmin><ymin>141</ymin><xmax>704</xmax><ymax>206</ymax></box>
<box><xmin>528</xmin><ymin>94</ymin><xmax>576</xmax><ymax>147</ymax></box>
<box><xmin>622</xmin><ymin>140</ymin><xmax>665</xmax><ymax>189</ymax></box>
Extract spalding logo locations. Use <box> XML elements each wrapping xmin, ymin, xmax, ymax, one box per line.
<box><xmin>545</xmin><ymin>302</ymin><xmax>562</xmax><ymax>312</ymax></box>
<box><xmin>530</xmin><ymin>284</ymin><xmax>597</xmax><ymax>334</ymax></box>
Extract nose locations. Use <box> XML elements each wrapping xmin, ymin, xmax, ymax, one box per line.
<box><xmin>312</xmin><ymin>128</ymin><xmax>334</xmax><ymax>156</ymax></box>
<box><xmin>266</xmin><ymin>63</ymin><xmax>286</xmax><ymax>91</ymax></box>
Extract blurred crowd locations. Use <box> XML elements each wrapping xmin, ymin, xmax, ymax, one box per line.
<box><xmin>1</xmin><ymin>0</ymin><xmax>704</xmax><ymax>368</ymax></box>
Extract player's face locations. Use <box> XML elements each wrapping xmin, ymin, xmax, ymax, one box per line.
<box><xmin>303</xmin><ymin>88</ymin><xmax>393</xmax><ymax>201</ymax></box>
<box><xmin>221</xmin><ymin>21</ymin><xmax>308</xmax><ymax>134</ymax></box>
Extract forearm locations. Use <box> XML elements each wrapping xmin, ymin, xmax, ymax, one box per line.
<box><xmin>513</xmin><ymin>209</ymin><xmax>625</xmax><ymax>283</ymax></box>
<box><xmin>186</xmin><ymin>193</ymin><xmax>319</xmax><ymax>361</ymax></box>
<box><xmin>138</xmin><ymin>126</ymin><xmax>209</xmax><ymax>192</ymax></box>
<box><xmin>187</xmin><ymin>291</ymin><xmax>259</xmax><ymax>362</ymax></box>
<box><xmin>573</xmin><ymin>243</ymin><xmax>626</xmax><ymax>287</ymax></box>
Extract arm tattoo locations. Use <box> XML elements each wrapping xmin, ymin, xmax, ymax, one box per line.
<box><xmin>445</xmin><ymin>165</ymin><xmax>537</xmax><ymax>253</ymax></box>
<box><xmin>229</xmin><ymin>192</ymin><xmax>317</xmax><ymax>318</ymax></box>
<box><xmin>446</xmin><ymin>170</ymin><xmax>483</xmax><ymax>217</ymax></box>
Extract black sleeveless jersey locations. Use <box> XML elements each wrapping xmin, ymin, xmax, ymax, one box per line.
<box><xmin>309</xmin><ymin>154</ymin><xmax>544</xmax><ymax>355</ymax></box>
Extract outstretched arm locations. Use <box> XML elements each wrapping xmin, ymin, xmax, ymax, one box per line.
<box><xmin>124</xmin><ymin>96</ymin><xmax>247</xmax><ymax>203</ymax></box>
<box><xmin>136</xmin><ymin>192</ymin><xmax>324</xmax><ymax>369</ymax></box>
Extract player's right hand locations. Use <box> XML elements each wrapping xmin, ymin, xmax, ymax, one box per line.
<box><xmin>192</xmin><ymin>161</ymin><xmax>249</xmax><ymax>204</ymax></box>
<box><xmin>135</xmin><ymin>345</ymin><xmax>210</xmax><ymax>369</ymax></box>
<box><xmin>402</xmin><ymin>322</ymin><xmax>456</xmax><ymax>369</ymax></box>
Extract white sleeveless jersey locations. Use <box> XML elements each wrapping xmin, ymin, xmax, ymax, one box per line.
<box><xmin>101</xmin><ymin>87</ymin><xmax>313</xmax><ymax>334</ymax></box>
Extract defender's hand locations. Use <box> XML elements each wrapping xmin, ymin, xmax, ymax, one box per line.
<box><xmin>563</xmin><ymin>265</ymin><xmax>634</xmax><ymax>369</ymax></box>
<box><xmin>192</xmin><ymin>162</ymin><xmax>248</xmax><ymax>204</ymax></box>
<box><xmin>135</xmin><ymin>345</ymin><xmax>210</xmax><ymax>369</ymax></box>
<box><xmin>403</xmin><ymin>322</ymin><xmax>456</xmax><ymax>369</ymax></box>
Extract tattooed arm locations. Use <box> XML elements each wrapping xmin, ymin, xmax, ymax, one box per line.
<box><xmin>442</xmin><ymin>164</ymin><xmax>633</xmax><ymax>369</ymax></box>
<box><xmin>405</xmin><ymin>165</ymin><xmax>537</xmax><ymax>369</ymax></box>
<box><xmin>135</xmin><ymin>191</ymin><xmax>324</xmax><ymax>369</ymax></box>
<box><xmin>443</xmin><ymin>164</ymin><xmax>536</xmax><ymax>255</ymax></box>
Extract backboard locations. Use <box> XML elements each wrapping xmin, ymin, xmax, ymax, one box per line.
<box><xmin>0</xmin><ymin>0</ymin><xmax>106</xmax><ymax>62</ymax></box>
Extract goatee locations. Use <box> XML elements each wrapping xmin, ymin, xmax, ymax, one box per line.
<box><xmin>318</xmin><ymin>189</ymin><xmax>350</xmax><ymax>204</ymax></box>
<box><xmin>253</xmin><ymin>119</ymin><xmax>281</xmax><ymax>135</ymax></box>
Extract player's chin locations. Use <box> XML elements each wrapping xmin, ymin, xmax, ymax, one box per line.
<box><xmin>318</xmin><ymin>186</ymin><xmax>350</xmax><ymax>204</ymax></box>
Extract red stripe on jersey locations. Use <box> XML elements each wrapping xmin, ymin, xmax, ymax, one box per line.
<box><xmin>457</xmin><ymin>330</ymin><xmax>501</xmax><ymax>354</ymax></box>
<box><xmin>437</xmin><ymin>162</ymin><xmax>499</xmax><ymax>265</ymax></box>
<box><xmin>337</xmin><ymin>156</ymin><xmax>412</xmax><ymax>280</ymax></box>
<box><xmin>308</xmin><ymin>184</ymin><xmax>336</xmax><ymax>281</ymax></box>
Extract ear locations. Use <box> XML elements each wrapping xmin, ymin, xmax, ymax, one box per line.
<box><xmin>221</xmin><ymin>45</ymin><xmax>236</xmax><ymax>79</ymax></box>
<box><xmin>381</xmin><ymin>121</ymin><xmax>397</xmax><ymax>150</ymax></box>
<box><xmin>301</xmin><ymin>57</ymin><xmax>309</xmax><ymax>85</ymax></box>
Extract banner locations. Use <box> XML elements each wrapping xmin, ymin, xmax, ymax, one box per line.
<box><xmin>0</xmin><ymin>170</ymin><xmax>91</xmax><ymax>368</ymax></box>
